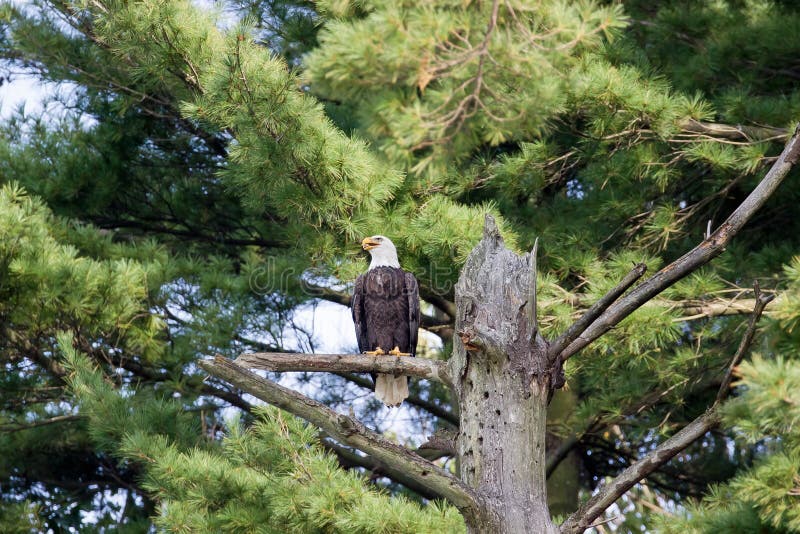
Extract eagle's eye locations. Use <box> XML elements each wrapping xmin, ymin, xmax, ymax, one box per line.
<box><xmin>375</xmin><ymin>236</ymin><xmax>383</xmax><ymax>241</ymax></box>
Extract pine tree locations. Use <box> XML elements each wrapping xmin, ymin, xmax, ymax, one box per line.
<box><xmin>1</xmin><ymin>0</ymin><xmax>800</xmax><ymax>531</ymax></box>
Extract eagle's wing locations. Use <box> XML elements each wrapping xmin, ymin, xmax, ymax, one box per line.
<box><xmin>405</xmin><ymin>272</ymin><xmax>420</xmax><ymax>356</ymax></box>
<box><xmin>352</xmin><ymin>273</ymin><xmax>368</xmax><ymax>353</ymax></box>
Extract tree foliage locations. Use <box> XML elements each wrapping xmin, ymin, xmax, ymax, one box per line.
<box><xmin>61</xmin><ymin>336</ymin><xmax>464</xmax><ymax>533</ymax></box>
<box><xmin>1</xmin><ymin>0</ymin><xmax>800</xmax><ymax>531</ymax></box>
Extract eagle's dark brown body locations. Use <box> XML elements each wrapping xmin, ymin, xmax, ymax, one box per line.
<box><xmin>352</xmin><ymin>266</ymin><xmax>419</xmax><ymax>356</ymax></box>
<box><xmin>352</xmin><ymin>265</ymin><xmax>419</xmax><ymax>406</ymax></box>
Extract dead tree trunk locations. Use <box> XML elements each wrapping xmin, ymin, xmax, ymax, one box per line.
<box><xmin>451</xmin><ymin>217</ymin><xmax>558</xmax><ymax>533</ymax></box>
<box><xmin>200</xmin><ymin>125</ymin><xmax>800</xmax><ymax>533</ymax></box>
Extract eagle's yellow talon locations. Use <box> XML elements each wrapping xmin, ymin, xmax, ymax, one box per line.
<box><xmin>364</xmin><ymin>347</ymin><xmax>386</xmax><ymax>356</ymax></box>
<box><xmin>388</xmin><ymin>346</ymin><xmax>411</xmax><ymax>357</ymax></box>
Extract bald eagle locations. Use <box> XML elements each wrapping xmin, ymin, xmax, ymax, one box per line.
<box><xmin>352</xmin><ymin>235</ymin><xmax>420</xmax><ymax>407</ymax></box>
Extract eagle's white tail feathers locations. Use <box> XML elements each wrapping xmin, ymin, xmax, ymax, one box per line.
<box><xmin>375</xmin><ymin>374</ymin><xmax>409</xmax><ymax>407</ymax></box>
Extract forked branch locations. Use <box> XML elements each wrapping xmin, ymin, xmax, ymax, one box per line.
<box><xmin>199</xmin><ymin>356</ymin><xmax>484</xmax><ymax>521</ymax></box>
<box><xmin>548</xmin><ymin>263</ymin><xmax>647</xmax><ymax>360</ymax></box>
<box><xmin>560</xmin><ymin>123</ymin><xmax>800</xmax><ymax>361</ymax></box>
<box><xmin>560</xmin><ymin>284</ymin><xmax>773</xmax><ymax>532</ymax></box>
<box><xmin>235</xmin><ymin>352</ymin><xmax>453</xmax><ymax>387</ymax></box>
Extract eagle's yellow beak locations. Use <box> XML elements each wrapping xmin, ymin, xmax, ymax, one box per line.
<box><xmin>362</xmin><ymin>237</ymin><xmax>380</xmax><ymax>250</ymax></box>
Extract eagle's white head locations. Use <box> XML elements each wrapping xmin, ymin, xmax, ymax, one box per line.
<box><xmin>361</xmin><ymin>235</ymin><xmax>400</xmax><ymax>269</ymax></box>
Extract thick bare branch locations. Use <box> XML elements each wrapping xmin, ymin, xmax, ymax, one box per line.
<box><xmin>559</xmin><ymin>410</ymin><xmax>720</xmax><ymax>534</ymax></box>
<box><xmin>199</xmin><ymin>356</ymin><xmax>484</xmax><ymax>519</ymax></box>
<box><xmin>560</xmin><ymin>124</ymin><xmax>800</xmax><ymax>361</ymax></box>
<box><xmin>548</xmin><ymin>263</ymin><xmax>647</xmax><ymax>360</ymax></box>
<box><xmin>715</xmin><ymin>284</ymin><xmax>775</xmax><ymax>404</ymax></box>
<box><xmin>235</xmin><ymin>352</ymin><xmax>453</xmax><ymax>387</ymax></box>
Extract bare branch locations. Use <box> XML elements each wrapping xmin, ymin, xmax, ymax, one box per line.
<box><xmin>548</xmin><ymin>263</ymin><xmax>647</xmax><ymax>360</ymax></box>
<box><xmin>419</xmin><ymin>429</ymin><xmax>457</xmax><ymax>458</ymax></box>
<box><xmin>560</xmin><ymin>124</ymin><xmax>800</xmax><ymax>361</ymax></box>
<box><xmin>201</xmin><ymin>383</ymin><xmax>253</xmax><ymax>412</ymax></box>
<box><xmin>199</xmin><ymin>356</ymin><xmax>484</xmax><ymax>519</ymax></box>
<box><xmin>0</xmin><ymin>414</ymin><xmax>84</xmax><ymax>433</ymax></box>
<box><xmin>320</xmin><ymin>438</ymin><xmax>445</xmax><ymax>501</ymax></box>
<box><xmin>674</xmin><ymin>295</ymin><xmax>778</xmax><ymax>321</ymax></box>
<box><xmin>235</xmin><ymin>352</ymin><xmax>453</xmax><ymax>387</ymax></box>
<box><xmin>715</xmin><ymin>282</ymin><xmax>775</xmax><ymax>404</ymax></box>
<box><xmin>679</xmin><ymin>119</ymin><xmax>790</xmax><ymax>143</ymax></box>
<box><xmin>559</xmin><ymin>410</ymin><xmax>720</xmax><ymax>534</ymax></box>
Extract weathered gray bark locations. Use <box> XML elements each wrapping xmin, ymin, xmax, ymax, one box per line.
<box><xmin>202</xmin><ymin>125</ymin><xmax>800</xmax><ymax>534</ymax></box>
<box><xmin>235</xmin><ymin>352</ymin><xmax>452</xmax><ymax>385</ymax></box>
<box><xmin>449</xmin><ymin>216</ymin><xmax>559</xmax><ymax>533</ymax></box>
